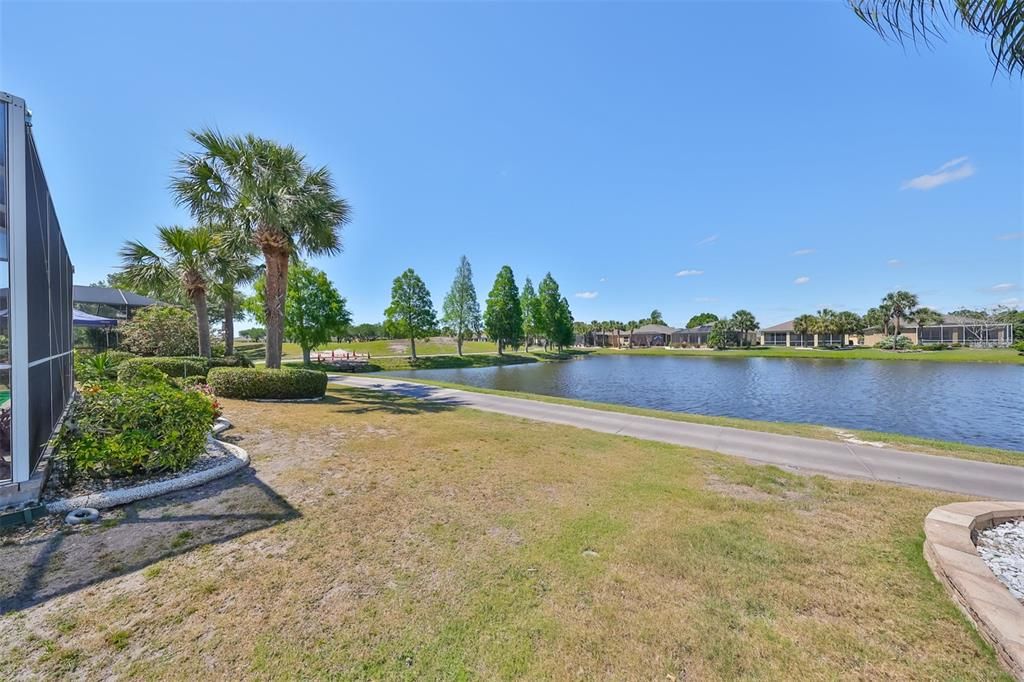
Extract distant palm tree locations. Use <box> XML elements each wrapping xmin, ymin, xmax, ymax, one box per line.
<box><xmin>880</xmin><ymin>290</ymin><xmax>920</xmax><ymax>342</ymax></box>
<box><xmin>913</xmin><ymin>306</ymin><xmax>945</xmax><ymax>328</ymax></box>
<box><xmin>172</xmin><ymin>130</ymin><xmax>350</xmax><ymax>368</ymax></box>
<box><xmin>210</xmin><ymin>241</ymin><xmax>260</xmax><ymax>356</ymax></box>
<box><xmin>792</xmin><ymin>314</ymin><xmax>818</xmax><ymax>337</ymax></box>
<box><xmin>118</xmin><ymin>225</ymin><xmax>220</xmax><ymax>357</ymax></box>
<box><xmin>731</xmin><ymin>309</ymin><xmax>758</xmax><ymax>346</ymax></box>
<box><xmin>850</xmin><ymin>0</ymin><xmax>1023</xmax><ymax>77</ymax></box>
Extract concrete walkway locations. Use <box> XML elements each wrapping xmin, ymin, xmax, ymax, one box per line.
<box><xmin>333</xmin><ymin>375</ymin><xmax>1024</xmax><ymax>499</ymax></box>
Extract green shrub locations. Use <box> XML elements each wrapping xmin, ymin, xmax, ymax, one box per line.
<box><xmin>184</xmin><ymin>355</ymin><xmax>255</xmax><ymax>369</ymax></box>
<box><xmin>118</xmin><ymin>357</ymin><xmax>208</xmax><ymax>380</ymax></box>
<box><xmin>207</xmin><ymin>367</ymin><xmax>328</xmax><ymax>400</ymax></box>
<box><xmin>120</xmin><ymin>306</ymin><xmax>199</xmax><ymax>357</ymax></box>
<box><xmin>55</xmin><ymin>382</ymin><xmax>215</xmax><ymax>481</ymax></box>
<box><xmin>117</xmin><ymin>362</ymin><xmax>171</xmax><ymax>386</ymax></box>
<box><xmin>874</xmin><ymin>335</ymin><xmax>912</xmax><ymax>350</ymax></box>
<box><xmin>918</xmin><ymin>343</ymin><xmax>949</xmax><ymax>351</ymax></box>
<box><xmin>74</xmin><ymin>349</ymin><xmax>137</xmax><ymax>382</ymax></box>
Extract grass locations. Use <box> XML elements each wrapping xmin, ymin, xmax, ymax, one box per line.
<box><xmin>371</xmin><ymin>378</ymin><xmax>1024</xmax><ymax>467</ymax></box>
<box><xmin>0</xmin><ymin>385</ymin><xmax>1011</xmax><ymax>679</ymax></box>
<box><xmin>279</xmin><ymin>350</ymin><xmax>590</xmax><ymax>373</ymax></box>
<box><xmin>596</xmin><ymin>345</ymin><xmax>1024</xmax><ymax>364</ymax></box>
<box><xmin>236</xmin><ymin>338</ymin><xmax>501</xmax><ymax>362</ymax></box>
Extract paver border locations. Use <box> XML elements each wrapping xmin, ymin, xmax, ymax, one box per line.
<box><xmin>44</xmin><ymin>417</ymin><xmax>250</xmax><ymax>514</ymax></box>
<box><xmin>923</xmin><ymin>501</ymin><xmax>1024</xmax><ymax>680</ymax></box>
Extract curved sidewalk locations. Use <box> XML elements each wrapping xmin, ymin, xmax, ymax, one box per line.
<box><xmin>333</xmin><ymin>375</ymin><xmax>1024</xmax><ymax>498</ymax></box>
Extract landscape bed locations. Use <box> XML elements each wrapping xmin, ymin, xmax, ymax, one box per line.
<box><xmin>0</xmin><ymin>385</ymin><xmax>1013</xmax><ymax>679</ymax></box>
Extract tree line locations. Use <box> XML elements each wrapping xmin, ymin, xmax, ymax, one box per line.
<box><xmin>383</xmin><ymin>258</ymin><xmax>575</xmax><ymax>360</ymax></box>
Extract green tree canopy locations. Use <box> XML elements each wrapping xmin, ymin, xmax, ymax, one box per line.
<box><xmin>731</xmin><ymin>309</ymin><xmax>758</xmax><ymax>346</ymax></box>
<box><xmin>441</xmin><ymin>256</ymin><xmax>482</xmax><ymax>356</ymax></box>
<box><xmin>880</xmin><ymin>290</ymin><xmax>920</xmax><ymax>338</ymax></box>
<box><xmin>537</xmin><ymin>273</ymin><xmax>566</xmax><ymax>350</ymax></box>
<box><xmin>685</xmin><ymin>312</ymin><xmax>718</xmax><ymax>329</ymax></box>
<box><xmin>384</xmin><ymin>269</ymin><xmax>437</xmax><ymax>360</ymax></box>
<box><xmin>483</xmin><ymin>266</ymin><xmax>523</xmax><ymax>354</ymax></box>
<box><xmin>520</xmin><ymin>277</ymin><xmax>541</xmax><ymax>351</ymax></box>
<box><xmin>120</xmin><ymin>305</ymin><xmax>199</xmax><ymax>357</ymax></box>
<box><xmin>247</xmin><ymin>262</ymin><xmax>350</xmax><ymax>365</ymax></box>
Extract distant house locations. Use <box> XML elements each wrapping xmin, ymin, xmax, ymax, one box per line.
<box><xmin>672</xmin><ymin>324</ymin><xmax>714</xmax><ymax>346</ymax></box>
<box><xmin>628</xmin><ymin>324</ymin><xmax>676</xmax><ymax>348</ymax></box>
<box><xmin>588</xmin><ymin>329</ymin><xmax>627</xmax><ymax>348</ymax></box>
<box><xmin>73</xmin><ymin>285</ymin><xmax>161</xmax><ymax>321</ymax></box>
<box><xmin>761</xmin><ymin>315</ymin><xmax>1012</xmax><ymax>348</ymax></box>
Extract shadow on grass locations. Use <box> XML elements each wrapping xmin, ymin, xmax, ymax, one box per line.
<box><xmin>0</xmin><ymin>467</ymin><xmax>298</xmax><ymax>614</ymax></box>
<box><xmin>322</xmin><ymin>386</ymin><xmax>463</xmax><ymax>416</ymax></box>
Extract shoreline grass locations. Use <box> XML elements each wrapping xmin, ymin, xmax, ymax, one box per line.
<box><xmin>371</xmin><ymin>377</ymin><xmax>1024</xmax><ymax>466</ymax></box>
<box><xmin>594</xmin><ymin>345</ymin><xmax>1024</xmax><ymax>364</ymax></box>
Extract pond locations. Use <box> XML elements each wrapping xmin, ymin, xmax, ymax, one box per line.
<box><xmin>383</xmin><ymin>354</ymin><xmax>1024</xmax><ymax>451</ymax></box>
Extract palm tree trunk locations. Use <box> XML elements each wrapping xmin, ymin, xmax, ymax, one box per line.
<box><xmin>192</xmin><ymin>289</ymin><xmax>212</xmax><ymax>358</ymax></box>
<box><xmin>263</xmin><ymin>246</ymin><xmax>289</xmax><ymax>369</ymax></box>
<box><xmin>223</xmin><ymin>292</ymin><xmax>235</xmax><ymax>356</ymax></box>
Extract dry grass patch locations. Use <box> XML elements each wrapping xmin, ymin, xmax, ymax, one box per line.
<box><xmin>0</xmin><ymin>386</ymin><xmax>1011</xmax><ymax>680</ymax></box>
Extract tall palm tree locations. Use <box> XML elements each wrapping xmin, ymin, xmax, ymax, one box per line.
<box><xmin>792</xmin><ymin>314</ymin><xmax>818</xmax><ymax>336</ymax></box>
<box><xmin>731</xmin><ymin>309</ymin><xmax>758</xmax><ymax>347</ymax></box>
<box><xmin>171</xmin><ymin>130</ymin><xmax>351</xmax><ymax>368</ymax></box>
<box><xmin>118</xmin><ymin>225</ymin><xmax>220</xmax><ymax>357</ymax></box>
<box><xmin>850</xmin><ymin>0</ymin><xmax>1023</xmax><ymax>77</ymax></box>
<box><xmin>880</xmin><ymin>290</ymin><xmax>920</xmax><ymax>341</ymax></box>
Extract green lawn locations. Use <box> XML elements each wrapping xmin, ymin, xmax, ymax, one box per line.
<box><xmin>596</xmin><ymin>345</ymin><xmax>1024</xmax><ymax>364</ymax></box>
<box><xmin>2</xmin><ymin>385</ymin><xmax>1009</xmax><ymax>679</ymax></box>
<box><xmin>381</xmin><ymin>378</ymin><xmax>1024</xmax><ymax>467</ymax></box>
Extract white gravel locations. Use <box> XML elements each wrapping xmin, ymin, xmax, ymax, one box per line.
<box><xmin>976</xmin><ymin>518</ymin><xmax>1024</xmax><ymax>602</ymax></box>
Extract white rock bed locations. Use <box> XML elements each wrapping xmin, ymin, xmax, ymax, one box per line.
<box><xmin>976</xmin><ymin>518</ymin><xmax>1024</xmax><ymax>602</ymax></box>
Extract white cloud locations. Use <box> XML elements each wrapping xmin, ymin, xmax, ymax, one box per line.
<box><xmin>793</xmin><ymin>276</ymin><xmax>810</xmax><ymax>285</ymax></box>
<box><xmin>792</xmin><ymin>248</ymin><xmax>815</xmax><ymax>256</ymax></box>
<box><xmin>996</xmin><ymin>231</ymin><xmax>1024</xmax><ymax>241</ymax></box>
<box><xmin>574</xmin><ymin>291</ymin><xmax>598</xmax><ymax>299</ymax></box>
<box><xmin>901</xmin><ymin>156</ymin><xmax>975</xmax><ymax>191</ymax></box>
<box><xmin>887</xmin><ymin>259</ymin><xmax>903</xmax><ymax>267</ymax></box>
<box><xmin>599</xmin><ymin>277</ymin><xmax>607</xmax><ymax>283</ymax></box>
<box><xmin>991</xmin><ymin>283</ymin><xmax>1018</xmax><ymax>292</ymax></box>
<box><xmin>675</xmin><ymin>269</ymin><xmax>704</xmax><ymax>277</ymax></box>
<box><xmin>696</xmin><ymin>234</ymin><xmax>719</xmax><ymax>246</ymax></box>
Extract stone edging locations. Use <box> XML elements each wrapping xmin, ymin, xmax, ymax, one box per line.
<box><xmin>923</xmin><ymin>501</ymin><xmax>1024</xmax><ymax>680</ymax></box>
<box><xmin>44</xmin><ymin>418</ymin><xmax>250</xmax><ymax>514</ymax></box>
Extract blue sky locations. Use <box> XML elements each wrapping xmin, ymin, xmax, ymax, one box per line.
<box><xmin>2</xmin><ymin>1</ymin><xmax>1021</xmax><ymax>327</ymax></box>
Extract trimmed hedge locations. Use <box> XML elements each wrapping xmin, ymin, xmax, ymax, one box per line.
<box><xmin>118</xmin><ymin>356</ymin><xmax>209</xmax><ymax>380</ymax></box>
<box><xmin>207</xmin><ymin>367</ymin><xmax>328</xmax><ymax>400</ymax></box>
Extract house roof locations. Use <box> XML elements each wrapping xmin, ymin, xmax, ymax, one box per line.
<box><xmin>762</xmin><ymin>320</ymin><xmax>796</xmax><ymax>332</ymax></box>
<box><xmin>631</xmin><ymin>324</ymin><xmax>678</xmax><ymax>335</ymax></box>
<box><xmin>73</xmin><ymin>285</ymin><xmax>161</xmax><ymax>308</ymax></box>
<box><xmin>675</xmin><ymin>324</ymin><xmax>714</xmax><ymax>334</ymax></box>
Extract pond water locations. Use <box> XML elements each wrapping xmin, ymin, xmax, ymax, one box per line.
<box><xmin>384</xmin><ymin>354</ymin><xmax>1024</xmax><ymax>451</ymax></box>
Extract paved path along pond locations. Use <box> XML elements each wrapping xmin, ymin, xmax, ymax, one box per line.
<box><xmin>383</xmin><ymin>354</ymin><xmax>1024</xmax><ymax>451</ymax></box>
<box><xmin>334</xmin><ymin>375</ymin><xmax>1024</xmax><ymax>498</ymax></box>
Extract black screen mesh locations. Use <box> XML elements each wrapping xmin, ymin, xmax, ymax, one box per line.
<box><xmin>24</xmin><ymin>128</ymin><xmax>73</xmax><ymax>472</ymax></box>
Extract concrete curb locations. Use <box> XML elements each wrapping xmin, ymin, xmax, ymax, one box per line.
<box><xmin>923</xmin><ymin>501</ymin><xmax>1024</xmax><ymax>681</ymax></box>
<box><xmin>45</xmin><ymin>418</ymin><xmax>250</xmax><ymax>514</ymax></box>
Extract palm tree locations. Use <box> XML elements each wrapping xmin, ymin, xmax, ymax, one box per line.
<box><xmin>172</xmin><ymin>130</ymin><xmax>351</xmax><ymax>368</ymax></box>
<box><xmin>731</xmin><ymin>309</ymin><xmax>758</xmax><ymax>347</ymax></box>
<box><xmin>792</xmin><ymin>314</ymin><xmax>818</xmax><ymax>336</ymax></box>
<box><xmin>211</xmin><ymin>245</ymin><xmax>260</xmax><ymax>356</ymax></box>
<box><xmin>118</xmin><ymin>225</ymin><xmax>220</xmax><ymax>357</ymax></box>
<box><xmin>850</xmin><ymin>0</ymin><xmax>1023</xmax><ymax>77</ymax></box>
<box><xmin>913</xmin><ymin>306</ymin><xmax>945</xmax><ymax>328</ymax></box>
<box><xmin>880</xmin><ymin>290</ymin><xmax>919</xmax><ymax>342</ymax></box>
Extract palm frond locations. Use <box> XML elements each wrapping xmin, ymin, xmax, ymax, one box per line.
<box><xmin>850</xmin><ymin>0</ymin><xmax>1024</xmax><ymax>76</ymax></box>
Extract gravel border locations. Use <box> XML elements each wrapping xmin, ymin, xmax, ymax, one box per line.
<box><xmin>44</xmin><ymin>418</ymin><xmax>250</xmax><ymax>514</ymax></box>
